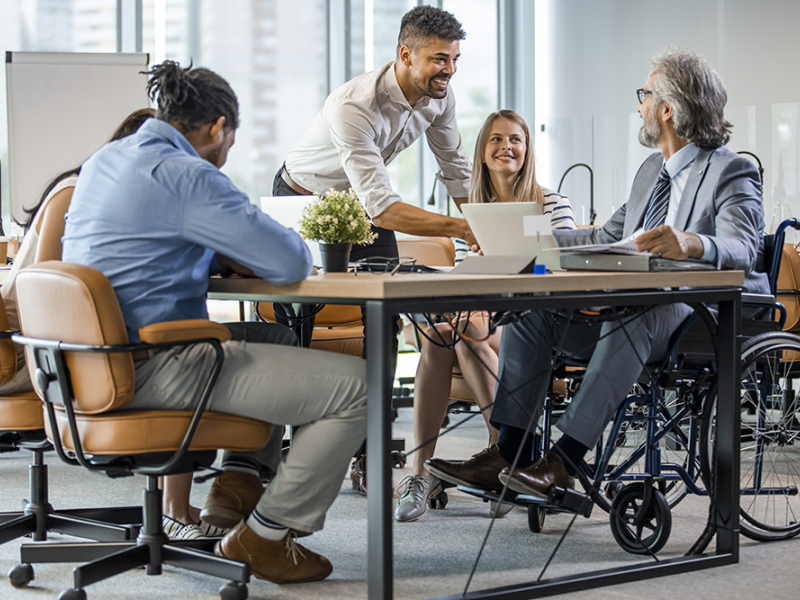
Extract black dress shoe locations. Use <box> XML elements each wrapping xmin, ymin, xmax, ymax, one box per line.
<box><xmin>498</xmin><ymin>451</ymin><xmax>575</xmax><ymax>498</ymax></box>
<box><xmin>426</xmin><ymin>445</ymin><xmax>510</xmax><ymax>490</ymax></box>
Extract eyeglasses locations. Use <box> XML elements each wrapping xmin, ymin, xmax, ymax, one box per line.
<box><xmin>636</xmin><ymin>89</ymin><xmax>653</xmax><ymax>104</ymax></box>
<box><xmin>352</xmin><ymin>256</ymin><xmax>423</xmax><ymax>276</ymax></box>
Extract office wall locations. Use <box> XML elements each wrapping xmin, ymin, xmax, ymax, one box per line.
<box><xmin>532</xmin><ymin>0</ymin><xmax>800</xmax><ymax>232</ymax></box>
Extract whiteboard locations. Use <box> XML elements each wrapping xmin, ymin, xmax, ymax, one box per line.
<box><xmin>5</xmin><ymin>52</ymin><xmax>150</xmax><ymax>223</ymax></box>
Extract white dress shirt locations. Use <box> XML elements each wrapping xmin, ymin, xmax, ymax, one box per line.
<box><xmin>284</xmin><ymin>61</ymin><xmax>472</xmax><ymax>219</ymax></box>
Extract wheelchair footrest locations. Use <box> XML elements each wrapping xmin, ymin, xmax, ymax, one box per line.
<box><xmin>456</xmin><ymin>485</ymin><xmax>593</xmax><ymax>518</ymax></box>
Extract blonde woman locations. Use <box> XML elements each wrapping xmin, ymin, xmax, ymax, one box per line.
<box><xmin>395</xmin><ymin>110</ymin><xmax>576</xmax><ymax>522</ymax></box>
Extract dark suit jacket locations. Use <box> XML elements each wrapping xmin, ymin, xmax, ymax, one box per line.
<box><xmin>555</xmin><ymin>146</ymin><xmax>769</xmax><ymax>294</ymax></box>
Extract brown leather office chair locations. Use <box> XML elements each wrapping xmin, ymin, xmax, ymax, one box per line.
<box><xmin>12</xmin><ymin>261</ymin><xmax>271</xmax><ymax>599</ymax></box>
<box><xmin>0</xmin><ymin>292</ymin><xmax>142</xmax><ymax>590</ymax></box>
<box><xmin>397</xmin><ymin>235</ymin><xmax>455</xmax><ymax>267</ymax></box>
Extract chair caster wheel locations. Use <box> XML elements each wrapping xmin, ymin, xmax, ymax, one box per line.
<box><xmin>59</xmin><ymin>589</ymin><xmax>87</xmax><ymax>600</ymax></box>
<box><xmin>220</xmin><ymin>581</ymin><xmax>248</xmax><ymax>600</ymax></box>
<box><xmin>9</xmin><ymin>563</ymin><xmax>34</xmax><ymax>588</ymax></box>
<box><xmin>391</xmin><ymin>451</ymin><xmax>406</xmax><ymax>468</ymax></box>
<box><xmin>429</xmin><ymin>490</ymin><xmax>449</xmax><ymax>509</ymax></box>
<box><xmin>527</xmin><ymin>505</ymin><xmax>546</xmax><ymax>533</ymax></box>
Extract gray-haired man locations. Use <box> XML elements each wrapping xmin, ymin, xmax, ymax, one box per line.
<box><xmin>428</xmin><ymin>47</ymin><xmax>768</xmax><ymax>496</ymax></box>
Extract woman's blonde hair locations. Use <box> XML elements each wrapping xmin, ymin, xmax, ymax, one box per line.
<box><xmin>467</xmin><ymin>109</ymin><xmax>543</xmax><ymax>207</ymax></box>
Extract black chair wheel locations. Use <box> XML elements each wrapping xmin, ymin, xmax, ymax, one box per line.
<box><xmin>605</xmin><ymin>480</ymin><xmax>625</xmax><ymax>500</ymax></box>
<box><xmin>609</xmin><ymin>483</ymin><xmax>672</xmax><ymax>555</ymax></box>
<box><xmin>8</xmin><ymin>563</ymin><xmax>34</xmax><ymax>588</ymax></box>
<box><xmin>391</xmin><ymin>451</ymin><xmax>406</xmax><ymax>468</ymax></box>
<box><xmin>429</xmin><ymin>490</ymin><xmax>448</xmax><ymax>509</ymax></box>
<box><xmin>527</xmin><ymin>505</ymin><xmax>546</xmax><ymax>533</ymax></box>
<box><xmin>220</xmin><ymin>581</ymin><xmax>248</xmax><ymax>600</ymax></box>
<box><xmin>59</xmin><ymin>589</ymin><xmax>87</xmax><ymax>600</ymax></box>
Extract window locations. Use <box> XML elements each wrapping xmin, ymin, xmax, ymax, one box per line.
<box><xmin>142</xmin><ymin>0</ymin><xmax>329</xmax><ymax>202</ymax></box>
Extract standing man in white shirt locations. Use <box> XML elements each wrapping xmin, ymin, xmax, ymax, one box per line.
<box><xmin>275</xmin><ymin>4</ymin><xmax>475</xmax><ymax>260</ymax></box>
<box><xmin>274</xmin><ymin>5</ymin><xmax>475</xmax><ymax>494</ymax></box>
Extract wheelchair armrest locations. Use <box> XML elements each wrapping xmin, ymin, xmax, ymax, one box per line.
<box><xmin>741</xmin><ymin>293</ymin><xmax>776</xmax><ymax>306</ymax></box>
<box><xmin>138</xmin><ymin>319</ymin><xmax>232</xmax><ymax>345</ymax></box>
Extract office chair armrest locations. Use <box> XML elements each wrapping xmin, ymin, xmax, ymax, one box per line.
<box><xmin>139</xmin><ymin>320</ymin><xmax>232</xmax><ymax>345</ymax></box>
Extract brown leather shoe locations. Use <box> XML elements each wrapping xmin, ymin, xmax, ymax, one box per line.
<box><xmin>426</xmin><ymin>445</ymin><xmax>510</xmax><ymax>490</ymax></box>
<box><xmin>200</xmin><ymin>471</ymin><xmax>264</xmax><ymax>529</ymax></box>
<box><xmin>215</xmin><ymin>521</ymin><xmax>332</xmax><ymax>584</ymax></box>
<box><xmin>498</xmin><ymin>451</ymin><xmax>575</xmax><ymax>498</ymax></box>
<box><xmin>350</xmin><ymin>454</ymin><xmax>367</xmax><ymax>495</ymax></box>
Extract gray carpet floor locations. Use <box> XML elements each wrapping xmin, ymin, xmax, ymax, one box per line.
<box><xmin>1</xmin><ymin>405</ymin><xmax>799</xmax><ymax>600</ymax></box>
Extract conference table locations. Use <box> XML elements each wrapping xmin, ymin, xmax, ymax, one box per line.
<box><xmin>208</xmin><ymin>268</ymin><xmax>743</xmax><ymax>600</ymax></box>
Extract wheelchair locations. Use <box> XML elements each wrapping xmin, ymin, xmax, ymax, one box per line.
<box><xmin>445</xmin><ymin>219</ymin><xmax>800</xmax><ymax>555</ymax></box>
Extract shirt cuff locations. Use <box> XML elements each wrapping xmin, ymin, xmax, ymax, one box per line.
<box><xmin>436</xmin><ymin>172</ymin><xmax>470</xmax><ymax>200</ymax></box>
<box><xmin>699</xmin><ymin>235</ymin><xmax>718</xmax><ymax>263</ymax></box>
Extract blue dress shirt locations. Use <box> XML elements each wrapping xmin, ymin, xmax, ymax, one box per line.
<box><xmin>63</xmin><ymin>118</ymin><xmax>312</xmax><ymax>342</ymax></box>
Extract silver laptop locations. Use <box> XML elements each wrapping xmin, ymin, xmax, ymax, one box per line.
<box><xmin>259</xmin><ymin>195</ymin><xmax>322</xmax><ymax>267</ymax></box>
<box><xmin>460</xmin><ymin>202</ymin><xmax>563</xmax><ymax>271</ymax></box>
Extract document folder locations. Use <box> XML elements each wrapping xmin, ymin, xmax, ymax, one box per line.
<box><xmin>561</xmin><ymin>252</ymin><xmax>717</xmax><ymax>272</ymax></box>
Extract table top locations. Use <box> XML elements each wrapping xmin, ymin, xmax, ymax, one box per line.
<box><xmin>208</xmin><ymin>269</ymin><xmax>745</xmax><ymax>302</ymax></box>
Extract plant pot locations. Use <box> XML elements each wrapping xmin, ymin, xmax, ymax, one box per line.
<box><xmin>319</xmin><ymin>242</ymin><xmax>352</xmax><ymax>273</ymax></box>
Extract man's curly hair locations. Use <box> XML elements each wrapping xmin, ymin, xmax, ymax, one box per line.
<box><xmin>397</xmin><ymin>5</ymin><xmax>465</xmax><ymax>54</ymax></box>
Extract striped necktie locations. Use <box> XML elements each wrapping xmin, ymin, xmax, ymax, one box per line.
<box><xmin>643</xmin><ymin>164</ymin><xmax>671</xmax><ymax>231</ymax></box>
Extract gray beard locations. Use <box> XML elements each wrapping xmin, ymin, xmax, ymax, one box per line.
<box><xmin>638</xmin><ymin>116</ymin><xmax>661</xmax><ymax>148</ymax></box>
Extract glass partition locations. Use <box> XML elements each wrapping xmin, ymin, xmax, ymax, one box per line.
<box><xmin>535</xmin><ymin>116</ymin><xmax>593</xmax><ymax>225</ymax></box>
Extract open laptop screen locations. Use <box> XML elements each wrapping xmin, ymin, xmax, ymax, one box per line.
<box><xmin>460</xmin><ymin>202</ymin><xmax>562</xmax><ymax>270</ymax></box>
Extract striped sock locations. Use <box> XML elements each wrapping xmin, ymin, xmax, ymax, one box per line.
<box><xmin>246</xmin><ymin>509</ymin><xmax>289</xmax><ymax>542</ymax></box>
<box><xmin>221</xmin><ymin>455</ymin><xmax>261</xmax><ymax>478</ymax></box>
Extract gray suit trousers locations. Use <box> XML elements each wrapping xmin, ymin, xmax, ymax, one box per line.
<box><xmin>490</xmin><ymin>303</ymin><xmax>693</xmax><ymax>449</ymax></box>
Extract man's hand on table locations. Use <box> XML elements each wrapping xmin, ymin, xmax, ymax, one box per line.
<box><xmin>635</xmin><ymin>226</ymin><xmax>704</xmax><ymax>260</ymax></box>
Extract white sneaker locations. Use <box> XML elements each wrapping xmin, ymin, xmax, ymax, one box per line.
<box><xmin>173</xmin><ymin>522</ymin><xmax>204</xmax><ymax>540</ymax></box>
<box><xmin>195</xmin><ymin>520</ymin><xmax>229</xmax><ymax>538</ymax></box>
<box><xmin>162</xmin><ymin>515</ymin><xmax>225</xmax><ymax>540</ymax></box>
<box><xmin>162</xmin><ymin>515</ymin><xmax>187</xmax><ymax>539</ymax></box>
<box><xmin>394</xmin><ymin>474</ymin><xmax>444</xmax><ymax>522</ymax></box>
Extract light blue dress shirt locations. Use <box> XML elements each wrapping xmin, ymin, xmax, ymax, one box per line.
<box><xmin>661</xmin><ymin>143</ymin><xmax>716</xmax><ymax>262</ymax></box>
<box><xmin>62</xmin><ymin>118</ymin><xmax>312</xmax><ymax>342</ymax></box>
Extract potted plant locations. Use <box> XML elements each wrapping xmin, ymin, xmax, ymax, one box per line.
<box><xmin>299</xmin><ymin>188</ymin><xmax>377</xmax><ymax>272</ymax></box>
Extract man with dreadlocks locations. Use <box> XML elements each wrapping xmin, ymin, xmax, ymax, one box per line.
<box><xmin>62</xmin><ymin>61</ymin><xmax>367</xmax><ymax>584</ymax></box>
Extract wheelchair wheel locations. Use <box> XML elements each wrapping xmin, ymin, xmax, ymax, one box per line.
<box><xmin>608</xmin><ymin>483</ymin><xmax>671</xmax><ymax>554</ymax></box>
<box><xmin>701</xmin><ymin>332</ymin><xmax>800</xmax><ymax>541</ymax></box>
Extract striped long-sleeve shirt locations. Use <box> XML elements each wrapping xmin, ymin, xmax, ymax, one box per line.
<box><xmin>454</xmin><ymin>187</ymin><xmax>576</xmax><ymax>263</ymax></box>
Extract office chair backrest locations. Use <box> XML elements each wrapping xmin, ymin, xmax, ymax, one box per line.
<box><xmin>15</xmin><ymin>261</ymin><xmax>135</xmax><ymax>414</ymax></box>
<box><xmin>777</xmin><ymin>243</ymin><xmax>800</xmax><ymax>332</ymax></box>
<box><xmin>34</xmin><ymin>185</ymin><xmax>74</xmax><ymax>263</ymax></box>
<box><xmin>0</xmin><ymin>294</ymin><xmax>18</xmax><ymax>385</ymax></box>
<box><xmin>397</xmin><ymin>236</ymin><xmax>455</xmax><ymax>267</ymax></box>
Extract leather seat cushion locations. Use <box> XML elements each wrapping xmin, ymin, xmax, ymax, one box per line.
<box><xmin>309</xmin><ymin>326</ymin><xmax>363</xmax><ymax>357</ymax></box>
<box><xmin>0</xmin><ymin>391</ymin><xmax>45</xmax><ymax>431</ymax></box>
<box><xmin>46</xmin><ymin>408</ymin><xmax>271</xmax><ymax>455</ymax></box>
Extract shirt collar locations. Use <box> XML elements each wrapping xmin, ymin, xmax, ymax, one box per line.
<box><xmin>664</xmin><ymin>143</ymin><xmax>699</xmax><ymax>179</ymax></box>
<box><xmin>383</xmin><ymin>61</ymin><xmax>431</xmax><ymax>110</ymax></box>
<box><xmin>139</xmin><ymin>118</ymin><xmax>201</xmax><ymax>158</ymax></box>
